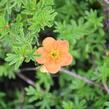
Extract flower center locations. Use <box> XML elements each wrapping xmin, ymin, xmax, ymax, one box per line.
<box><xmin>50</xmin><ymin>49</ymin><xmax>59</xmax><ymax>59</ymax></box>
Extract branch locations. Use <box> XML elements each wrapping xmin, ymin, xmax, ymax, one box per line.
<box><xmin>60</xmin><ymin>68</ymin><xmax>106</xmax><ymax>92</ymax></box>
<box><xmin>21</xmin><ymin>67</ymin><xmax>39</xmax><ymax>72</ymax></box>
<box><xmin>102</xmin><ymin>80</ymin><xmax>109</xmax><ymax>94</ymax></box>
<box><xmin>16</xmin><ymin>67</ymin><xmax>38</xmax><ymax>87</ymax></box>
<box><xmin>17</xmin><ymin>67</ymin><xmax>109</xmax><ymax>93</ymax></box>
<box><xmin>60</xmin><ymin>68</ymin><xmax>94</xmax><ymax>85</ymax></box>
<box><xmin>17</xmin><ymin>73</ymin><xmax>36</xmax><ymax>87</ymax></box>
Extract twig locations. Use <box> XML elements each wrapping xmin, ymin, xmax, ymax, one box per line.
<box><xmin>17</xmin><ymin>67</ymin><xmax>109</xmax><ymax>93</ymax></box>
<box><xmin>21</xmin><ymin>67</ymin><xmax>39</xmax><ymax>72</ymax></box>
<box><xmin>17</xmin><ymin>73</ymin><xmax>36</xmax><ymax>87</ymax></box>
<box><xmin>102</xmin><ymin>80</ymin><xmax>109</xmax><ymax>94</ymax></box>
<box><xmin>60</xmin><ymin>68</ymin><xmax>94</xmax><ymax>85</ymax></box>
<box><xmin>16</xmin><ymin>67</ymin><xmax>39</xmax><ymax>87</ymax></box>
<box><xmin>60</xmin><ymin>68</ymin><xmax>106</xmax><ymax>91</ymax></box>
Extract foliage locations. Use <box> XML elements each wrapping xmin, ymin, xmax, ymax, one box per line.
<box><xmin>0</xmin><ymin>0</ymin><xmax>109</xmax><ymax>108</ymax></box>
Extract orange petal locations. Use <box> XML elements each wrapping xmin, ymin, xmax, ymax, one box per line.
<box><xmin>56</xmin><ymin>40</ymin><xmax>69</xmax><ymax>51</ymax></box>
<box><xmin>61</xmin><ymin>53</ymin><xmax>73</xmax><ymax>66</ymax></box>
<box><xmin>42</xmin><ymin>37</ymin><xmax>56</xmax><ymax>50</ymax></box>
<box><xmin>35</xmin><ymin>47</ymin><xmax>46</xmax><ymax>64</ymax></box>
<box><xmin>58</xmin><ymin>52</ymin><xmax>73</xmax><ymax>66</ymax></box>
<box><xmin>44</xmin><ymin>63</ymin><xmax>61</xmax><ymax>74</ymax></box>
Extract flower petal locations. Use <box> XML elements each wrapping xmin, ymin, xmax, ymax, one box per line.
<box><xmin>35</xmin><ymin>47</ymin><xmax>46</xmax><ymax>64</ymax></box>
<box><xmin>56</xmin><ymin>40</ymin><xmax>69</xmax><ymax>51</ymax></box>
<box><xmin>44</xmin><ymin>63</ymin><xmax>61</xmax><ymax>74</ymax></box>
<box><xmin>42</xmin><ymin>37</ymin><xmax>56</xmax><ymax>50</ymax></box>
<box><xmin>56</xmin><ymin>52</ymin><xmax>73</xmax><ymax>66</ymax></box>
<box><xmin>61</xmin><ymin>53</ymin><xmax>73</xmax><ymax>66</ymax></box>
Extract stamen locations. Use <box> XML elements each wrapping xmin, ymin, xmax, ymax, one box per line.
<box><xmin>50</xmin><ymin>49</ymin><xmax>59</xmax><ymax>59</ymax></box>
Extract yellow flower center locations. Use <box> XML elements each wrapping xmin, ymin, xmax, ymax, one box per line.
<box><xmin>50</xmin><ymin>49</ymin><xmax>59</xmax><ymax>60</ymax></box>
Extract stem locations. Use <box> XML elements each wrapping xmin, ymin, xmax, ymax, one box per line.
<box><xmin>102</xmin><ymin>80</ymin><xmax>109</xmax><ymax>94</ymax></box>
<box><xmin>61</xmin><ymin>68</ymin><xmax>94</xmax><ymax>85</ymax></box>
<box><xmin>17</xmin><ymin>67</ymin><xmax>109</xmax><ymax>93</ymax></box>
<box><xmin>21</xmin><ymin>67</ymin><xmax>39</xmax><ymax>72</ymax></box>
<box><xmin>17</xmin><ymin>67</ymin><xmax>38</xmax><ymax>87</ymax></box>
<box><xmin>17</xmin><ymin>73</ymin><xmax>36</xmax><ymax>87</ymax></box>
<box><xmin>60</xmin><ymin>68</ymin><xmax>105</xmax><ymax>91</ymax></box>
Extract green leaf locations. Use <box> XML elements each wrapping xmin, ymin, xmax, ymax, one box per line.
<box><xmin>62</xmin><ymin>101</ymin><xmax>74</xmax><ymax>109</ymax></box>
<box><xmin>5</xmin><ymin>53</ymin><xmax>24</xmax><ymax>70</ymax></box>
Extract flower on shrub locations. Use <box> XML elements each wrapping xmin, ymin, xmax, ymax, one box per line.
<box><xmin>35</xmin><ymin>37</ymin><xmax>73</xmax><ymax>73</ymax></box>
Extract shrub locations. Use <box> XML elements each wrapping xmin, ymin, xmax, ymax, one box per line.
<box><xmin>0</xmin><ymin>0</ymin><xmax>109</xmax><ymax>109</ymax></box>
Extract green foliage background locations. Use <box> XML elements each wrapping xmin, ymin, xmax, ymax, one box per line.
<box><xmin>0</xmin><ymin>0</ymin><xmax>109</xmax><ymax>109</ymax></box>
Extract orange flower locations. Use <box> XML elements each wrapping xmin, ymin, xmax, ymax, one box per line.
<box><xmin>35</xmin><ymin>37</ymin><xmax>73</xmax><ymax>73</ymax></box>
